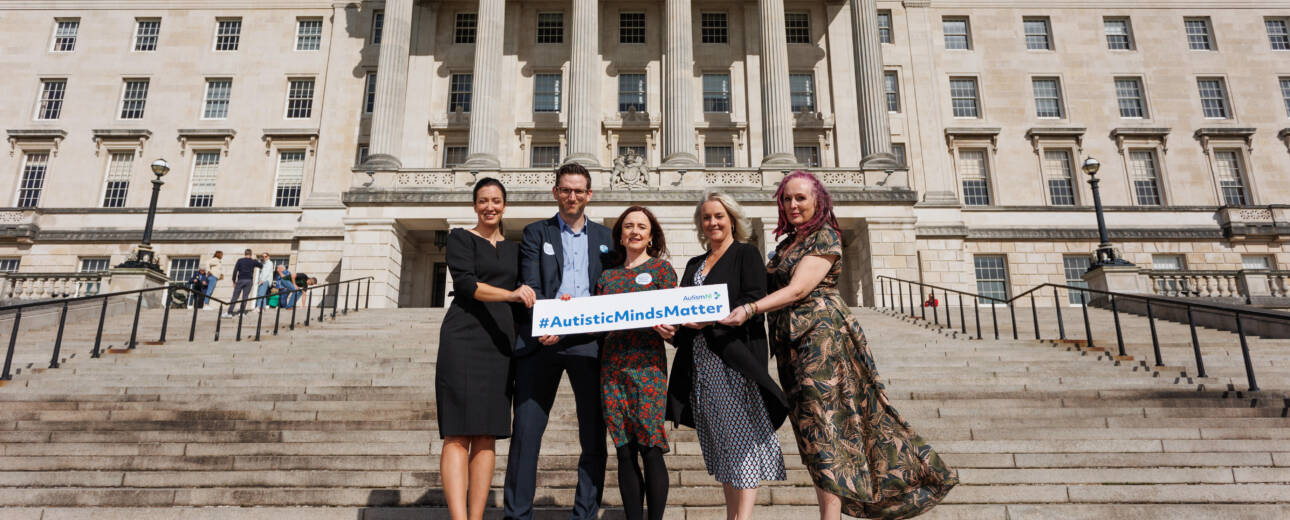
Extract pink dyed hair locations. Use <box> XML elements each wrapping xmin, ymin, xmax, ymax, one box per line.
<box><xmin>773</xmin><ymin>170</ymin><xmax>840</xmax><ymax>239</ymax></box>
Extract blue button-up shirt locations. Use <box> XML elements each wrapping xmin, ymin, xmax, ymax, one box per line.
<box><xmin>556</xmin><ymin>214</ymin><xmax>597</xmax><ymax>357</ymax></box>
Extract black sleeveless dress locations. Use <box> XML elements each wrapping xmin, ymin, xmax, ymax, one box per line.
<box><xmin>436</xmin><ymin>228</ymin><xmax>519</xmax><ymax>438</ymax></box>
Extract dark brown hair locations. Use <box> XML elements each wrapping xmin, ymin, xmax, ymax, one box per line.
<box><xmin>608</xmin><ymin>205</ymin><xmax>668</xmax><ymax>267</ymax></box>
<box><xmin>555</xmin><ymin>163</ymin><xmax>592</xmax><ymax>189</ymax></box>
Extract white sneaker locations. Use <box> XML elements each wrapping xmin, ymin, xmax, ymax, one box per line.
<box><xmin>221</xmin><ymin>314</ymin><xmax>233</xmax><ymax>318</ymax></box>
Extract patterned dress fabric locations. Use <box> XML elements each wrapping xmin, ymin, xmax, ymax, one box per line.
<box><xmin>690</xmin><ymin>257</ymin><xmax>787</xmax><ymax>488</ymax></box>
<box><xmin>597</xmin><ymin>258</ymin><xmax>677</xmax><ymax>451</ymax></box>
<box><xmin>767</xmin><ymin>227</ymin><xmax>958</xmax><ymax>519</ymax></box>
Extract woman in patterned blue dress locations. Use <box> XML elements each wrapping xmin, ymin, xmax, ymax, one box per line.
<box><xmin>658</xmin><ymin>192</ymin><xmax>790</xmax><ymax>520</ymax></box>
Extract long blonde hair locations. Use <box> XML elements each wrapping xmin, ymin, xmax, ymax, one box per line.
<box><xmin>694</xmin><ymin>191</ymin><xmax>752</xmax><ymax>249</ymax></box>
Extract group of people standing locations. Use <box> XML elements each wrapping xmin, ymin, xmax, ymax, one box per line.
<box><xmin>183</xmin><ymin>249</ymin><xmax>316</xmax><ymax>315</ymax></box>
<box><xmin>436</xmin><ymin>164</ymin><xmax>958</xmax><ymax>520</ymax></box>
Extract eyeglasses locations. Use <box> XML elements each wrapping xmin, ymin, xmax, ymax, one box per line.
<box><xmin>556</xmin><ymin>187</ymin><xmax>590</xmax><ymax>198</ymax></box>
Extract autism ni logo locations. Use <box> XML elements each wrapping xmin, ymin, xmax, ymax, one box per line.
<box><xmin>682</xmin><ymin>292</ymin><xmax>722</xmax><ymax>302</ymax></box>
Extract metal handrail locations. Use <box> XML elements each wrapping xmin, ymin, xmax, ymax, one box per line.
<box><xmin>876</xmin><ymin>275</ymin><xmax>1285</xmax><ymax>392</ymax></box>
<box><xmin>1</xmin><ymin>276</ymin><xmax>374</xmax><ymax>382</ymax></box>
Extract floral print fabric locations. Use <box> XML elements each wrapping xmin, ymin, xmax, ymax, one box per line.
<box><xmin>768</xmin><ymin>227</ymin><xmax>958</xmax><ymax>519</ymax></box>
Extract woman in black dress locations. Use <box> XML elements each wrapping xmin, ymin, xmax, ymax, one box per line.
<box><xmin>437</xmin><ymin>178</ymin><xmax>536</xmax><ymax>520</ymax></box>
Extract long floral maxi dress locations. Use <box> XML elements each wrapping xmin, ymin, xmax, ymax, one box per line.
<box><xmin>767</xmin><ymin>227</ymin><xmax>958</xmax><ymax>519</ymax></box>
<box><xmin>691</xmin><ymin>256</ymin><xmax>787</xmax><ymax>488</ymax></box>
<box><xmin>597</xmin><ymin>258</ymin><xmax>678</xmax><ymax>450</ymax></box>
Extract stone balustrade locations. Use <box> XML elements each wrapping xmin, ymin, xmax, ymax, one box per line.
<box><xmin>1144</xmin><ymin>269</ymin><xmax>1290</xmax><ymax>305</ymax></box>
<box><xmin>0</xmin><ymin>272</ymin><xmax>106</xmax><ymax>302</ymax></box>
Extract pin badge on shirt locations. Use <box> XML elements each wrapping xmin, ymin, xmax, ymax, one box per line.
<box><xmin>543</xmin><ymin>242</ymin><xmax>555</xmax><ymax>256</ymax></box>
<box><xmin>635</xmin><ymin>273</ymin><xmax>653</xmax><ymax>286</ymax></box>
<box><xmin>599</xmin><ymin>244</ymin><xmax>609</xmax><ymax>254</ymax></box>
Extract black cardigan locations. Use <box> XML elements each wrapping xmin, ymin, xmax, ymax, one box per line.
<box><xmin>665</xmin><ymin>241</ymin><xmax>790</xmax><ymax>430</ymax></box>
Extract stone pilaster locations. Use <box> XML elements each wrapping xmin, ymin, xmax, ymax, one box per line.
<box><xmin>564</xmin><ymin>0</ymin><xmax>600</xmax><ymax>167</ymax></box>
<box><xmin>662</xmin><ymin>0</ymin><xmax>699</xmax><ymax>166</ymax></box>
<box><xmin>850</xmin><ymin>0</ymin><xmax>899</xmax><ymax>171</ymax></box>
<box><xmin>757</xmin><ymin>0</ymin><xmax>797</xmax><ymax>168</ymax></box>
<box><xmin>463</xmin><ymin>0</ymin><xmax>504</xmax><ymax>169</ymax></box>
<box><xmin>340</xmin><ymin>218</ymin><xmax>406</xmax><ymax>309</ymax></box>
<box><xmin>364</xmin><ymin>0</ymin><xmax>414</xmax><ymax>170</ymax></box>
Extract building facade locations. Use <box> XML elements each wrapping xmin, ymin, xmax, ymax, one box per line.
<box><xmin>1</xmin><ymin>0</ymin><xmax>1288</xmax><ymax>308</ymax></box>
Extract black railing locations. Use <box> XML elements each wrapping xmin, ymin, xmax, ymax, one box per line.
<box><xmin>1</xmin><ymin>276</ymin><xmax>374</xmax><ymax>381</ymax></box>
<box><xmin>877</xmin><ymin>275</ymin><xmax>1290</xmax><ymax>392</ymax></box>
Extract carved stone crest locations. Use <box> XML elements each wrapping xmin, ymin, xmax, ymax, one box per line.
<box><xmin>611</xmin><ymin>149</ymin><xmax>649</xmax><ymax>190</ymax></box>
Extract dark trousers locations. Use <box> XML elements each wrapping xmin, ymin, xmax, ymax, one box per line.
<box><xmin>230</xmin><ymin>279</ymin><xmax>254</xmax><ymax>314</ymax></box>
<box><xmin>504</xmin><ymin>348</ymin><xmax>606</xmax><ymax>520</ymax></box>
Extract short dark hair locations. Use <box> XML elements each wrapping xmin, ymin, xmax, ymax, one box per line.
<box><xmin>472</xmin><ymin>177</ymin><xmax>507</xmax><ymax>202</ymax></box>
<box><xmin>243</xmin><ymin>249</ymin><xmax>253</xmax><ymax>256</ymax></box>
<box><xmin>555</xmin><ymin>163</ymin><xmax>591</xmax><ymax>189</ymax></box>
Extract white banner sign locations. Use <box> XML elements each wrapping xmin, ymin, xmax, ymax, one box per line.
<box><xmin>531</xmin><ymin>284</ymin><xmax>730</xmax><ymax>336</ymax></box>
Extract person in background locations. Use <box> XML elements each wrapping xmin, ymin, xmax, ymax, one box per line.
<box><xmin>187</xmin><ymin>267</ymin><xmax>209</xmax><ymax>309</ymax></box>
<box><xmin>205</xmin><ymin>250</ymin><xmax>224</xmax><ymax>312</ymax></box>
<box><xmin>228</xmin><ymin>249</ymin><xmax>260</xmax><ymax>317</ymax></box>
<box><xmin>254</xmin><ymin>252</ymin><xmax>274</xmax><ymax>309</ymax></box>
<box><xmin>275</xmin><ymin>264</ymin><xmax>298</xmax><ymax>309</ymax></box>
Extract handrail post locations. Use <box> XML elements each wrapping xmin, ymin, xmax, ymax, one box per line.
<box><xmin>343</xmin><ymin>282</ymin><xmax>350</xmax><ymax>315</ymax></box>
<box><xmin>1080</xmin><ymin>291</ymin><xmax>1093</xmax><ymax>350</ymax></box>
<box><xmin>958</xmin><ymin>293</ymin><xmax>966</xmax><ymax>334</ymax></box>
<box><xmin>127</xmin><ymin>292</ymin><xmax>143</xmax><ymax>349</ymax></box>
<box><xmin>880</xmin><ymin>278</ymin><xmax>887</xmax><ymax>308</ymax></box>
<box><xmin>943</xmin><ymin>290</ymin><xmax>951</xmax><ymax>329</ymax></box>
<box><xmin>273</xmin><ymin>300</ymin><xmax>282</xmax><ymax>336</ymax></box>
<box><xmin>1</xmin><ymin>308</ymin><xmax>19</xmax><ymax>380</ymax></box>
<box><xmin>931</xmin><ymin>288</ymin><xmax>939</xmax><ymax>325</ymax></box>
<box><xmin>304</xmin><ymin>289</ymin><xmax>312</xmax><ymax>327</ymax></box>
<box><xmin>919</xmin><ymin>285</ymin><xmax>926</xmax><ymax>321</ymax></box>
<box><xmin>990</xmin><ymin>302</ymin><xmax>999</xmax><ymax>340</ymax></box>
<box><xmin>158</xmin><ymin>287</ymin><xmax>172</xmax><ymax>344</ymax></box>
<box><xmin>907</xmin><ymin>282</ymin><xmax>915</xmax><ymax>317</ymax></box>
<box><xmin>1030</xmin><ymin>294</ymin><xmax>1040</xmax><ymax>340</ymax></box>
<box><xmin>1186</xmin><ymin>305</ymin><xmax>1206</xmax><ymax>378</ymax></box>
<box><xmin>1111</xmin><ymin>294</ymin><xmax>1127</xmax><ymax>358</ymax></box>
<box><xmin>1234</xmin><ymin>313</ymin><xmax>1259</xmax><ymax>392</ymax></box>
<box><xmin>1008</xmin><ymin>302</ymin><xmax>1018</xmax><ymax>340</ymax></box>
<box><xmin>254</xmin><ymin>303</ymin><xmax>264</xmax><ymax>342</ymax></box>
<box><xmin>214</xmin><ymin>303</ymin><xmax>223</xmax><ymax>341</ymax></box>
<box><xmin>91</xmin><ymin>297</ymin><xmax>108</xmax><ymax>358</ymax></box>
<box><xmin>236</xmin><ymin>308</ymin><xmax>244</xmax><ymax>341</ymax></box>
<box><xmin>318</xmin><ymin>285</ymin><xmax>328</xmax><ymax>322</ymax></box>
<box><xmin>331</xmin><ymin>284</ymin><xmax>339</xmax><ymax>319</ymax></box>
<box><xmin>1146</xmin><ymin>299</ymin><xmax>1163</xmax><ymax>367</ymax></box>
<box><xmin>49</xmin><ymin>301</ymin><xmax>69</xmax><ymax>369</ymax></box>
<box><xmin>365</xmin><ymin>277</ymin><xmax>371</xmax><ymax>309</ymax></box>
<box><xmin>188</xmin><ymin>295</ymin><xmax>200</xmax><ymax>342</ymax></box>
<box><xmin>973</xmin><ymin>296</ymin><xmax>982</xmax><ymax>340</ymax></box>
<box><xmin>290</xmin><ymin>291</ymin><xmax>298</xmax><ymax>330</ymax></box>
<box><xmin>1053</xmin><ymin>287</ymin><xmax>1066</xmax><ymax>340</ymax></box>
<box><xmin>896</xmin><ymin>280</ymin><xmax>903</xmax><ymax>314</ymax></box>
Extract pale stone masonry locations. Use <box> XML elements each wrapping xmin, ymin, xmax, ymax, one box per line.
<box><xmin>0</xmin><ymin>1</ymin><xmax>1288</xmax><ymax>308</ymax></box>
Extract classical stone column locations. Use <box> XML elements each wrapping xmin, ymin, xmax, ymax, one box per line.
<box><xmin>463</xmin><ymin>0</ymin><xmax>504</xmax><ymax>168</ymax></box>
<box><xmin>662</xmin><ymin>0</ymin><xmax>699</xmax><ymax>166</ymax></box>
<box><xmin>850</xmin><ymin>0</ymin><xmax>899</xmax><ymax>170</ymax></box>
<box><xmin>563</xmin><ymin>0</ymin><xmax>600</xmax><ymax>166</ymax></box>
<box><xmin>758</xmin><ymin>0</ymin><xmax>798</xmax><ymax>168</ymax></box>
<box><xmin>365</xmin><ymin>0</ymin><xmax>414</xmax><ymax>170</ymax></box>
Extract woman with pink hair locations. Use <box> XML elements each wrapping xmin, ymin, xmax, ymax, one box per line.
<box><xmin>720</xmin><ymin>171</ymin><xmax>957</xmax><ymax>519</ymax></box>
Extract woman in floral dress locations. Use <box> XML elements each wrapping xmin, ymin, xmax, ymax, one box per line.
<box><xmin>719</xmin><ymin>171</ymin><xmax>958</xmax><ymax>520</ymax></box>
<box><xmin>596</xmin><ymin>205</ymin><xmax>678</xmax><ymax>520</ymax></box>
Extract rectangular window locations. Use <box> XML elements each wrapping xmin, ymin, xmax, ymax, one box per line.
<box><xmin>701</xmin><ymin>13</ymin><xmax>728</xmax><ymax>44</ymax></box>
<box><xmin>1185</xmin><ymin>17</ymin><xmax>1214</xmax><ymax>50</ymax></box>
<box><xmin>618</xmin><ymin>145</ymin><xmax>647</xmax><ymax>161</ymax></box>
<box><xmin>949</xmin><ymin>77</ymin><xmax>980</xmax><ymax>118</ymax></box>
<box><xmin>371</xmin><ymin>11</ymin><xmax>384</xmax><ymax>44</ymax></box>
<box><xmin>274</xmin><ymin>150</ymin><xmax>305</xmax><ymax>207</ymax></box>
<box><xmin>286</xmin><ymin>78</ymin><xmax>315</xmax><ymax>119</ymax></box>
<box><xmin>704</xmin><ymin>145</ymin><xmax>734</xmax><ymax>167</ymax></box>
<box><xmin>203</xmin><ymin>79</ymin><xmax>231</xmax><ymax>119</ymax></box>
<box><xmin>943</xmin><ymin>17</ymin><xmax>971</xmax><ymax>50</ymax></box>
<box><xmin>1104</xmin><ymin>17</ymin><xmax>1133</xmax><ymax>50</ymax></box>
<box><xmin>619</xmin><ymin>12</ymin><xmax>645</xmax><ymax>44</ymax></box>
<box><xmin>533</xmin><ymin>73</ymin><xmax>562</xmax><ymax>113</ymax></box>
<box><xmin>884</xmin><ymin>71</ymin><xmax>900</xmax><ymax>112</ymax></box>
<box><xmin>1242</xmin><ymin>255</ymin><xmax>1273</xmax><ymax>270</ymax></box>
<box><xmin>134</xmin><ymin>19</ymin><xmax>160</xmax><ymax>51</ymax></box>
<box><xmin>363</xmin><ymin>72</ymin><xmax>377</xmax><ymax>114</ymax></box>
<box><xmin>878</xmin><ymin>10</ymin><xmax>893</xmax><ymax>44</ymax></box>
<box><xmin>0</xmin><ymin>259</ymin><xmax>19</xmax><ymax>273</ymax></box>
<box><xmin>974</xmin><ymin>255</ymin><xmax>1009</xmax><ymax>304</ymax></box>
<box><xmin>537</xmin><ymin>13</ymin><xmax>564</xmax><ymax>44</ymax></box>
<box><xmin>296</xmin><ymin>18</ymin><xmax>323</xmax><ymax>51</ymax></box>
<box><xmin>16</xmin><ymin>152</ymin><xmax>48</xmax><ymax>208</ymax></box>
<box><xmin>1152</xmin><ymin>254</ymin><xmax>1185</xmax><ymax>271</ymax></box>
<box><xmin>785</xmin><ymin>12</ymin><xmax>810</xmax><ymax>44</ymax></box>
<box><xmin>1115</xmin><ymin>78</ymin><xmax>1147</xmax><ymax>118</ymax></box>
<box><xmin>449</xmin><ymin>73</ymin><xmax>472</xmax><ymax>112</ymax></box>
<box><xmin>168</xmin><ymin>257</ymin><xmax>200</xmax><ymax>283</ymax></box>
<box><xmin>188</xmin><ymin>151</ymin><xmax>219</xmax><ymax>207</ymax></box>
<box><xmin>1023</xmin><ymin>17</ymin><xmax>1052</xmax><ymax>50</ymax></box>
<box><xmin>102</xmin><ymin>152</ymin><xmax>134</xmax><ymax>208</ymax></box>
<box><xmin>443</xmin><ymin>146</ymin><xmax>468</xmax><ymax>168</ymax></box>
<box><xmin>891</xmin><ymin>143</ymin><xmax>906</xmax><ymax>167</ymax></box>
<box><xmin>1042</xmin><ymin>149</ymin><xmax>1076</xmax><ymax>206</ymax></box>
<box><xmin>958</xmin><ymin>149</ymin><xmax>991</xmax><ymax>206</ymax></box>
<box><xmin>37</xmin><ymin>79</ymin><xmax>66</xmax><ymax>120</ymax></box>
<box><xmin>1269</xmin><ymin>18</ymin><xmax>1290</xmax><ymax>50</ymax></box>
<box><xmin>1063</xmin><ymin>255</ymin><xmax>1092</xmax><ymax>304</ymax></box>
<box><xmin>52</xmin><ymin>19</ymin><xmax>79</xmax><ymax>52</ymax></box>
<box><xmin>530</xmin><ymin>145</ymin><xmax>561</xmax><ymax>168</ymax></box>
<box><xmin>1197</xmin><ymin>78</ymin><xmax>1230</xmax><ymax>119</ymax></box>
<box><xmin>618</xmin><ymin>73</ymin><xmax>646</xmax><ymax>112</ymax></box>
<box><xmin>1128</xmin><ymin>149</ymin><xmax>1162</xmax><ymax>206</ymax></box>
<box><xmin>455</xmin><ymin>13</ymin><xmax>477</xmax><ymax>44</ymax></box>
<box><xmin>215</xmin><ymin>19</ymin><xmax>241</xmax><ymax>51</ymax></box>
<box><xmin>357</xmin><ymin>145</ymin><xmax>369</xmax><ymax>165</ymax></box>
<box><xmin>794</xmin><ymin>146</ymin><xmax>820</xmax><ymax>168</ymax></box>
<box><xmin>1032</xmin><ymin>78</ymin><xmax>1064</xmax><ymax>118</ymax></box>
<box><xmin>1214</xmin><ymin>149</ymin><xmax>1248</xmax><ymax>206</ymax></box>
<box><xmin>703</xmin><ymin>73</ymin><xmax>731</xmax><ymax>112</ymax></box>
<box><xmin>120</xmin><ymin>79</ymin><xmax>150</xmax><ymax>119</ymax></box>
<box><xmin>789</xmin><ymin>73</ymin><xmax>815</xmax><ymax>112</ymax></box>
<box><xmin>1281</xmin><ymin>78</ymin><xmax>1290</xmax><ymax>118</ymax></box>
<box><xmin>79</xmin><ymin>257</ymin><xmax>111</xmax><ymax>273</ymax></box>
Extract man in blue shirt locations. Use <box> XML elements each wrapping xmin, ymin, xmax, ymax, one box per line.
<box><xmin>506</xmin><ymin>164</ymin><xmax>614</xmax><ymax>520</ymax></box>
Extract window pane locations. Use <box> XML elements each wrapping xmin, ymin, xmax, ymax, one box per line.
<box><xmin>216</xmin><ymin>19</ymin><xmax>241</xmax><ymax>51</ymax></box>
<box><xmin>38</xmin><ymin>79</ymin><xmax>65</xmax><ymax>120</ymax></box>
<box><xmin>1243</xmin><ymin>255</ymin><xmax>1272</xmax><ymax>270</ymax></box>
<box><xmin>80</xmin><ymin>258</ymin><xmax>111</xmax><ymax>273</ymax></box>
<box><xmin>363</xmin><ymin>73</ymin><xmax>377</xmax><ymax>114</ymax></box>
<box><xmin>1152</xmin><ymin>254</ymin><xmax>1184</xmax><ymax>271</ymax></box>
<box><xmin>958</xmin><ymin>149</ymin><xmax>990</xmax><ymax>206</ymax></box>
<box><xmin>890</xmin><ymin>143</ymin><xmax>906</xmax><ymax>167</ymax></box>
<box><xmin>17</xmin><ymin>153</ymin><xmax>48</xmax><ymax>208</ymax></box>
<box><xmin>296</xmin><ymin>19</ymin><xmax>323</xmax><ymax>51</ymax></box>
<box><xmin>974</xmin><ymin>255</ymin><xmax>1009</xmax><ymax>303</ymax></box>
<box><xmin>785</xmin><ymin>12</ymin><xmax>810</xmax><ymax>44</ymax></box>
<box><xmin>943</xmin><ymin>18</ymin><xmax>969</xmax><ymax>49</ymax></box>
<box><xmin>53</xmin><ymin>20</ymin><xmax>79</xmax><ymax>51</ymax></box>
<box><xmin>371</xmin><ymin>12</ymin><xmax>384</xmax><ymax>44</ymax></box>
<box><xmin>537</xmin><ymin>13</ymin><xmax>564</xmax><ymax>44</ymax></box>
<box><xmin>530</xmin><ymin>145</ymin><xmax>561</xmax><ymax>167</ymax></box>
<box><xmin>455</xmin><ymin>13</ymin><xmax>477</xmax><ymax>44</ymax></box>
<box><xmin>1032</xmin><ymin>78</ymin><xmax>1063</xmax><ymax>118</ymax></box>
<box><xmin>1023</xmin><ymin>18</ymin><xmax>1051</xmax><ymax>50</ymax></box>
<box><xmin>704</xmin><ymin>146</ymin><xmax>734</xmax><ymax>167</ymax></box>
<box><xmin>169</xmin><ymin>258</ymin><xmax>201</xmax><ymax>283</ymax></box>
<box><xmin>102</xmin><ymin>152</ymin><xmax>134</xmax><ymax>208</ymax></box>
<box><xmin>701</xmin><ymin>13</ymin><xmax>728</xmax><ymax>44</ymax></box>
<box><xmin>450</xmin><ymin>74</ymin><xmax>472</xmax><ymax>112</ymax></box>
<box><xmin>1282</xmin><ymin>78</ymin><xmax>1290</xmax><ymax>118</ymax></box>
<box><xmin>1043</xmin><ymin>150</ymin><xmax>1075</xmax><ymax>206</ymax></box>
<box><xmin>444</xmin><ymin>146</ymin><xmax>468</xmax><ymax>168</ymax></box>
<box><xmin>1185</xmin><ymin>18</ymin><xmax>1213</xmax><ymax>50</ymax></box>
<box><xmin>135</xmin><ymin>19</ymin><xmax>160</xmax><ymax>51</ymax></box>
<box><xmin>533</xmin><ymin>73</ymin><xmax>562</xmax><ymax>112</ymax></box>
<box><xmin>877</xmin><ymin>11</ymin><xmax>892</xmax><ymax>44</ymax></box>
<box><xmin>789</xmin><ymin>73</ymin><xmax>815</xmax><ymax>112</ymax></box>
<box><xmin>1104</xmin><ymin>18</ymin><xmax>1132</xmax><ymax>50</ymax></box>
<box><xmin>189</xmin><ymin>151</ymin><xmax>219</xmax><ymax>207</ymax></box>
<box><xmin>1197</xmin><ymin>79</ymin><xmax>1229</xmax><ymax>118</ymax></box>
<box><xmin>120</xmin><ymin>79</ymin><xmax>149</xmax><ymax>119</ymax></box>
<box><xmin>204</xmin><ymin>79</ymin><xmax>231</xmax><ymax>119</ymax></box>
<box><xmin>1115</xmin><ymin>78</ymin><xmax>1146</xmax><ymax>118</ymax></box>
<box><xmin>0</xmin><ymin>259</ymin><xmax>19</xmax><ymax>273</ymax></box>
<box><xmin>286</xmin><ymin>79</ymin><xmax>314</xmax><ymax>118</ymax></box>
<box><xmin>1128</xmin><ymin>150</ymin><xmax>1161</xmax><ymax>206</ymax></box>
<box><xmin>1269</xmin><ymin>19</ymin><xmax>1290</xmax><ymax>50</ymax></box>
<box><xmin>950</xmin><ymin>78</ymin><xmax>979</xmax><ymax>117</ymax></box>
<box><xmin>884</xmin><ymin>71</ymin><xmax>900</xmax><ymax>112</ymax></box>
<box><xmin>620</xmin><ymin>12</ymin><xmax>645</xmax><ymax>44</ymax></box>
<box><xmin>703</xmin><ymin>74</ymin><xmax>731</xmax><ymax>112</ymax></box>
<box><xmin>794</xmin><ymin>146</ymin><xmax>820</xmax><ymax>168</ymax></box>
<box><xmin>1214</xmin><ymin>150</ymin><xmax>1247</xmax><ymax>206</ymax></box>
<box><xmin>1063</xmin><ymin>256</ymin><xmax>1092</xmax><ymax>304</ymax></box>
<box><xmin>274</xmin><ymin>151</ymin><xmax>305</xmax><ymax>207</ymax></box>
<box><xmin>618</xmin><ymin>73</ymin><xmax>646</xmax><ymax>112</ymax></box>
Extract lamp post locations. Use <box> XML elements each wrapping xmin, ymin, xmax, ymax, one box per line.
<box><xmin>1082</xmin><ymin>157</ymin><xmax>1133</xmax><ymax>268</ymax></box>
<box><xmin>118</xmin><ymin>158</ymin><xmax>169</xmax><ymax>271</ymax></box>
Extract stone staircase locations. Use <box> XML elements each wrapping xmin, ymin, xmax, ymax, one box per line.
<box><xmin>1</xmin><ymin>304</ymin><xmax>1289</xmax><ymax>519</ymax></box>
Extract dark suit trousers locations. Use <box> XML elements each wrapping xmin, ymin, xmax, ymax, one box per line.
<box><xmin>504</xmin><ymin>347</ymin><xmax>606</xmax><ymax>520</ymax></box>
